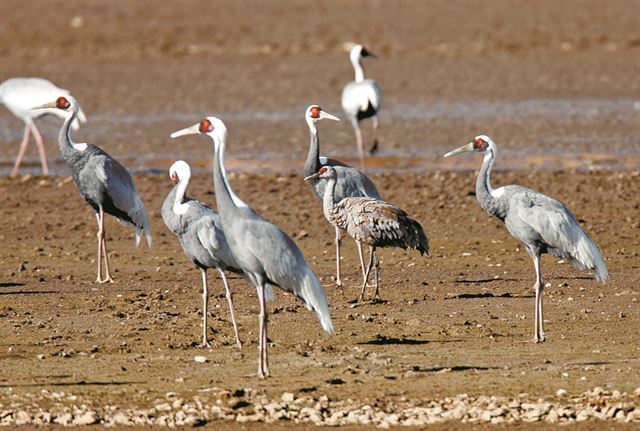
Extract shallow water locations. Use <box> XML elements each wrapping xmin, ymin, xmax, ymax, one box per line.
<box><xmin>1</xmin><ymin>98</ymin><xmax>639</xmax><ymax>176</ymax></box>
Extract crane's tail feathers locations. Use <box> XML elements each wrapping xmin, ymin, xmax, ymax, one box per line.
<box><xmin>264</xmin><ymin>283</ymin><xmax>275</xmax><ymax>302</ymax></box>
<box><xmin>572</xmin><ymin>234</ymin><xmax>609</xmax><ymax>283</ymax></box>
<box><xmin>129</xmin><ymin>195</ymin><xmax>152</xmax><ymax>248</ymax></box>
<box><xmin>299</xmin><ymin>268</ymin><xmax>334</xmax><ymax>335</ymax></box>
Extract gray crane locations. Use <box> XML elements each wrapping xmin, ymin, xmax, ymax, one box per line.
<box><xmin>341</xmin><ymin>43</ymin><xmax>382</xmax><ymax>171</ymax></box>
<box><xmin>303</xmin><ymin>104</ymin><xmax>382</xmax><ymax>287</ymax></box>
<box><xmin>33</xmin><ymin>96</ymin><xmax>151</xmax><ymax>283</ymax></box>
<box><xmin>305</xmin><ymin>166</ymin><xmax>428</xmax><ymax>302</ymax></box>
<box><xmin>171</xmin><ymin>117</ymin><xmax>333</xmax><ymax>379</ymax></box>
<box><xmin>0</xmin><ymin>77</ymin><xmax>87</xmax><ymax>177</ymax></box>
<box><xmin>444</xmin><ymin>135</ymin><xmax>609</xmax><ymax>342</ymax></box>
<box><xmin>162</xmin><ymin>160</ymin><xmax>242</xmax><ymax>349</ymax></box>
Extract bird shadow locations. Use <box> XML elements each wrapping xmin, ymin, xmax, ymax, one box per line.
<box><xmin>0</xmin><ymin>380</ymin><xmax>142</xmax><ymax>388</ymax></box>
<box><xmin>446</xmin><ymin>292</ymin><xmax>533</xmax><ymax>299</ymax></box>
<box><xmin>0</xmin><ymin>290</ymin><xmax>57</xmax><ymax>296</ymax></box>
<box><xmin>358</xmin><ymin>336</ymin><xmax>463</xmax><ymax>346</ymax></box>
<box><xmin>454</xmin><ymin>278</ymin><xmax>522</xmax><ymax>284</ymax></box>
<box><xmin>409</xmin><ymin>365</ymin><xmax>497</xmax><ymax>373</ymax></box>
<box><xmin>0</xmin><ymin>282</ymin><xmax>26</xmax><ymax>288</ymax></box>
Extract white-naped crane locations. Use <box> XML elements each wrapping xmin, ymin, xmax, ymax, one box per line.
<box><xmin>303</xmin><ymin>104</ymin><xmax>382</xmax><ymax>287</ymax></box>
<box><xmin>162</xmin><ymin>160</ymin><xmax>243</xmax><ymax>348</ymax></box>
<box><xmin>32</xmin><ymin>96</ymin><xmax>151</xmax><ymax>283</ymax></box>
<box><xmin>445</xmin><ymin>135</ymin><xmax>609</xmax><ymax>342</ymax></box>
<box><xmin>341</xmin><ymin>43</ymin><xmax>381</xmax><ymax>171</ymax></box>
<box><xmin>305</xmin><ymin>165</ymin><xmax>428</xmax><ymax>302</ymax></box>
<box><xmin>1</xmin><ymin>77</ymin><xmax>87</xmax><ymax>177</ymax></box>
<box><xmin>171</xmin><ymin>117</ymin><xmax>333</xmax><ymax>378</ymax></box>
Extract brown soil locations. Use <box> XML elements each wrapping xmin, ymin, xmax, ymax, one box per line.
<box><xmin>0</xmin><ymin>1</ymin><xmax>639</xmax><ymax>429</ymax></box>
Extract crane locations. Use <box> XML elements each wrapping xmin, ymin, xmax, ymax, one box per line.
<box><xmin>162</xmin><ymin>160</ymin><xmax>243</xmax><ymax>348</ymax></box>
<box><xmin>305</xmin><ymin>165</ymin><xmax>428</xmax><ymax>302</ymax></box>
<box><xmin>0</xmin><ymin>77</ymin><xmax>87</xmax><ymax>177</ymax></box>
<box><xmin>341</xmin><ymin>43</ymin><xmax>381</xmax><ymax>171</ymax></box>
<box><xmin>171</xmin><ymin>117</ymin><xmax>333</xmax><ymax>378</ymax></box>
<box><xmin>32</xmin><ymin>96</ymin><xmax>151</xmax><ymax>283</ymax></box>
<box><xmin>444</xmin><ymin>135</ymin><xmax>609</xmax><ymax>342</ymax></box>
<box><xmin>303</xmin><ymin>104</ymin><xmax>382</xmax><ymax>287</ymax></box>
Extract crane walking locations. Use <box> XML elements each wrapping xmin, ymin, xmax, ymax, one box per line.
<box><xmin>162</xmin><ymin>160</ymin><xmax>242</xmax><ymax>348</ymax></box>
<box><xmin>305</xmin><ymin>166</ymin><xmax>428</xmax><ymax>302</ymax></box>
<box><xmin>444</xmin><ymin>135</ymin><xmax>609</xmax><ymax>342</ymax></box>
<box><xmin>1</xmin><ymin>77</ymin><xmax>87</xmax><ymax>177</ymax></box>
<box><xmin>341</xmin><ymin>43</ymin><xmax>382</xmax><ymax>171</ymax></box>
<box><xmin>303</xmin><ymin>104</ymin><xmax>382</xmax><ymax>287</ymax></box>
<box><xmin>32</xmin><ymin>96</ymin><xmax>151</xmax><ymax>283</ymax></box>
<box><xmin>171</xmin><ymin>117</ymin><xmax>333</xmax><ymax>378</ymax></box>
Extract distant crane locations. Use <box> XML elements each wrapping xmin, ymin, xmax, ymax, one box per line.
<box><xmin>1</xmin><ymin>77</ymin><xmax>87</xmax><ymax>177</ymax></box>
<box><xmin>303</xmin><ymin>104</ymin><xmax>382</xmax><ymax>287</ymax></box>
<box><xmin>33</xmin><ymin>96</ymin><xmax>151</xmax><ymax>283</ymax></box>
<box><xmin>171</xmin><ymin>117</ymin><xmax>333</xmax><ymax>378</ymax></box>
<box><xmin>444</xmin><ymin>135</ymin><xmax>609</xmax><ymax>342</ymax></box>
<box><xmin>162</xmin><ymin>160</ymin><xmax>242</xmax><ymax>348</ymax></box>
<box><xmin>341</xmin><ymin>43</ymin><xmax>381</xmax><ymax>171</ymax></box>
<box><xmin>305</xmin><ymin>165</ymin><xmax>428</xmax><ymax>302</ymax></box>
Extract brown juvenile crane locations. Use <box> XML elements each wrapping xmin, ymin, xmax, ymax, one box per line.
<box><xmin>306</xmin><ymin>165</ymin><xmax>429</xmax><ymax>301</ymax></box>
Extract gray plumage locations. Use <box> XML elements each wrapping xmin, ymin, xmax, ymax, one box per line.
<box><xmin>39</xmin><ymin>95</ymin><xmax>150</xmax><ymax>283</ymax></box>
<box><xmin>341</xmin><ymin>44</ymin><xmax>382</xmax><ymax>171</ymax></box>
<box><xmin>307</xmin><ymin>165</ymin><xmax>429</xmax><ymax>302</ymax></box>
<box><xmin>161</xmin><ymin>160</ymin><xmax>242</xmax><ymax>348</ymax></box>
<box><xmin>445</xmin><ymin>135</ymin><xmax>609</xmax><ymax>342</ymax></box>
<box><xmin>171</xmin><ymin>117</ymin><xmax>333</xmax><ymax>379</ymax></box>
<box><xmin>0</xmin><ymin>77</ymin><xmax>87</xmax><ymax>177</ymax></box>
<box><xmin>303</xmin><ymin>105</ymin><xmax>381</xmax><ymax>287</ymax></box>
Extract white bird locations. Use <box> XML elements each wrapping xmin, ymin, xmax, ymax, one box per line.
<box><xmin>162</xmin><ymin>160</ymin><xmax>242</xmax><ymax>348</ymax></box>
<box><xmin>172</xmin><ymin>117</ymin><xmax>333</xmax><ymax>378</ymax></box>
<box><xmin>0</xmin><ymin>77</ymin><xmax>87</xmax><ymax>177</ymax></box>
<box><xmin>445</xmin><ymin>135</ymin><xmax>609</xmax><ymax>342</ymax></box>
<box><xmin>341</xmin><ymin>44</ymin><xmax>381</xmax><ymax>171</ymax></box>
<box><xmin>303</xmin><ymin>104</ymin><xmax>382</xmax><ymax>287</ymax></box>
<box><xmin>33</xmin><ymin>96</ymin><xmax>150</xmax><ymax>283</ymax></box>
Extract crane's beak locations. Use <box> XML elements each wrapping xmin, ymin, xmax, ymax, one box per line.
<box><xmin>31</xmin><ymin>101</ymin><xmax>58</xmax><ymax>110</ymax></box>
<box><xmin>170</xmin><ymin>123</ymin><xmax>200</xmax><ymax>139</ymax></box>
<box><xmin>319</xmin><ymin>111</ymin><xmax>340</xmax><ymax>122</ymax></box>
<box><xmin>304</xmin><ymin>171</ymin><xmax>322</xmax><ymax>182</ymax></box>
<box><xmin>444</xmin><ymin>142</ymin><xmax>474</xmax><ymax>158</ymax></box>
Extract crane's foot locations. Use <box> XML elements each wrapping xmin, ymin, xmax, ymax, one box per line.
<box><xmin>335</xmin><ymin>279</ymin><xmax>343</xmax><ymax>287</ymax></box>
<box><xmin>369</xmin><ymin>139</ymin><xmax>379</xmax><ymax>155</ymax></box>
<box><xmin>257</xmin><ymin>367</ymin><xmax>270</xmax><ymax>379</ymax></box>
<box><xmin>234</xmin><ymin>341</ymin><xmax>242</xmax><ymax>350</ymax></box>
<box><xmin>96</xmin><ymin>275</ymin><xmax>115</xmax><ymax>284</ymax></box>
<box><xmin>533</xmin><ymin>335</ymin><xmax>546</xmax><ymax>343</ymax></box>
<box><xmin>201</xmin><ymin>340</ymin><xmax>212</xmax><ymax>349</ymax></box>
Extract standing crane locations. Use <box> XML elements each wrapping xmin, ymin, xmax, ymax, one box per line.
<box><xmin>171</xmin><ymin>117</ymin><xmax>333</xmax><ymax>378</ymax></box>
<box><xmin>303</xmin><ymin>104</ymin><xmax>382</xmax><ymax>287</ymax></box>
<box><xmin>1</xmin><ymin>77</ymin><xmax>87</xmax><ymax>177</ymax></box>
<box><xmin>162</xmin><ymin>160</ymin><xmax>242</xmax><ymax>349</ymax></box>
<box><xmin>341</xmin><ymin>43</ymin><xmax>381</xmax><ymax>171</ymax></box>
<box><xmin>444</xmin><ymin>135</ymin><xmax>609</xmax><ymax>342</ymax></box>
<box><xmin>32</xmin><ymin>96</ymin><xmax>151</xmax><ymax>283</ymax></box>
<box><xmin>305</xmin><ymin>166</ymin><xmax>428</xmax><ymax>302</ymax></box>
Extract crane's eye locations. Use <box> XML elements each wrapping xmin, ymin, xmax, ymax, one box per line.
<box><xmin>56</xmin><ymin>96</ymin><xmax>70</xmax><ymax>109</ymax></box>
<box><xmin>319</xmin><ymin>166</ymin><xmax>328</xmax><ymax>174</ymax></box>
<box><xmin>474</xmin><ymin>138</ymin><xmax>486</xmax><ymax>149</ymax></box>
<box><xmin>310</xmin><ymin>106</ymin><xmax>321</xmax><ymax>119</ymax></box>
<box><xmin>199</xmin><ymin>119</ymin><xmax>213</xmax><ymax>133</ymax></box>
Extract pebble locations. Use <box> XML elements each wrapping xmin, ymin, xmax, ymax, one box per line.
<box><xmin>72</xmin><ymin>411</ymin><xmax>98</xmax><ymax>425</ymax></box>
<box><xmin>194</xmin><ymin>355</ymin><xmax>209</xmax><ymax>363</ymax></box>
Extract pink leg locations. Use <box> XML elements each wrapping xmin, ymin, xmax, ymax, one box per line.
<box><xmin>256</xmin><ymin>282</ymin><xmax>269</xmax><ymax>378</ymax></box>
<box><xmin>100</xmin><ymin>211</ymin><xmax>114</xmax><ymax>283</ymax></box>
<box><xmin>370</xmin><ymin>115</ymin><xmax>380</xmax><ymax>155</ymax></box>
<box><xmin>30</xmin><ymin>124</ymin><xmax>49</xmax><ymax>176</ymax></box>
<box><xmin>218</xmin><ymin>269</ymin><xmax>242</xmax><ymax>349</ymax></box>
<box><xmin>335</xmin><ymin>226</ymin><xmax>343</xmax><ymax>287</ymax></box>
<box><xmin>354</xmin><ymin>124</ymin><xmax>366</xmax><ymax>172</ymax></box>
<box><xmin>10</xmin><ymin>125</ymin><xmax>31</xmax><ymax>177</ymax></box>
<box><xmin>95</xmin><ymin>213</ymin><xmax>103</xmax><ymax>283</ymax></box>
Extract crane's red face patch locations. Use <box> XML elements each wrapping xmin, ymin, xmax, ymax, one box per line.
<box><xmin>474</xmin><ymin>137</ymin><xmax>487</xmax><ymax>150</ymax></box>
<box><xmin>310</xmin><ymin>106</ymin><xmax>321</xmax><ymax>119</ymax></box>
<box><xmin>56</xmin><ymin>96</ymin><xmax>70</xmax><ymax>110</ymax></box>
<box><xmin>171</xmin><ymin>173</ymin><xmax>179</xmax><ymax>184</ymax></box>
<box><xmin>199</xmin><ymin>119</ymin><xmax>213</xmax><ymax>133</ymax></box>
<box><xmin>318</xmin><ymin>166</ymin><xmax>329</xmax><ymax>175</ymax></box>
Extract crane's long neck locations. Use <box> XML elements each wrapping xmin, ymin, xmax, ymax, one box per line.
<box><xmin>212</xmin><ymin>132</ymin><xmax>248</xmax><ymax>221</ymax></box>
<box><xmin>321</xmin><ymin>176</ymin><xmax>339</xmax><ymax>222</ymax></box>
<box><xmin>58</xmin><ymin>107</ymin><xmax>86</xmax><ymax>154</ymax></box>
<box><xmin>304</xmin><ymin>118</ymin><xmax>321</xmax><ymax>176</ymax></box>
<box><xmin>476</xmin><ymin>149</ymin><xmax>501</xmax><ymax>217</ymax></box>
<box><xmin>172</xmin><ymin>174</ymin><xmax>190</xmax><ymax>215</ymax></box>
<box><xmin>351</xmin><ymin>54</ymin><xmax>365</xmax><ymax>83</ymax></box>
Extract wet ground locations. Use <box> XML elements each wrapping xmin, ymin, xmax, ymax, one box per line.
<box><xmin>0</xmin><ymin>0</ymin><xmax>639</xmax><ymax>429</ymax></box>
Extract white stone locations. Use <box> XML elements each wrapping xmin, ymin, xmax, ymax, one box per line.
<box><xmin>73</xmin><ymin>411</ymin><xmax>98</xmax><ymax>425</ymax></box>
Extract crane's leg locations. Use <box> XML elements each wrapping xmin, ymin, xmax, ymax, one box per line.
<box><xmin>334</xmin><ymin>226</ymin><xmax>343</xmax><ymax>287</ymax></box>
<box><xmin>200</xmin><ymin>268</ymin><xmax>212</xmax><ymax>348</ymax></box>
<box><xmin>356</xmin><ymin>241</ymin><xmax>368</xmax><ymax>283</ymax></box>
<box><xmin>360</xmin><ymin>246</ymin><xmax>375</xmax><ymax>301</ymax></box>
<box><xmin>95</xmin><ymin>208</ymin><xmax>114</xmax><ymax>284</ymax></box>
<box><xmin>372</xmin><ymin>249</ymin><xmax>382</xmax><ymax>301</ymax></box>
<box><xmin>30</xmin><ymin>124</ymin><xmax>49</xmax><ymax>176</ymax></box>
<box><xmin>369</xmin><ymin>115</ymin><xmax>380</xmax><ymax>155</ymax></box>
<box><xmin>10</xmin><ymin>125</ymin><xmax>31</xmax><ymax>178</ymax></box>
<box><xmin>256</xmin><ymin>282</ymin><xmax>270</xmax><ymax>378</ymax></box>
<box><xmin>532</xmin><ymin>254</ymin><xmax>546</xmax><ymax>343</ymax></box>
<box><xmin>218</xmin><ymin>269</ymin><xmax>242</xmax><ymax>349</ymax></box>
<box><xmin>354</xmin><ymin>123</ymin><xmax>367</xmax><ymax>172</ymax></box>
<box><xmin>95</xmin><ymin>212</ymin><xmax>104</xmax><ymax>283</ymax></box>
